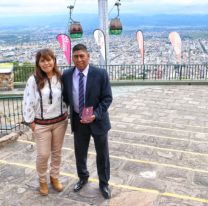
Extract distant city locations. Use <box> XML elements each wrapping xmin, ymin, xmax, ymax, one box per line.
<box><xmin>0</xmin><ymin>14</ymin><xmax>208</xmax><ymax>65</ymax></box>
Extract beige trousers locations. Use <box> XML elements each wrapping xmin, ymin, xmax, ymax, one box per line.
<box><xmin>33</xmin><ymin>118</ymin><xmax>68</xmax><ymax>183</ymax></box>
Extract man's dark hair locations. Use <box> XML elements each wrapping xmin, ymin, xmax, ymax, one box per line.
<box><xmin>72</xmin><ymin>43</ymin><xmax>88</xmax><ymax>53</ymax></box>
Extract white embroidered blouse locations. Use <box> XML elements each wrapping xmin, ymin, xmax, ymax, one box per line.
<box><xmin>23</xmin><ymin>75</ymin><xmax>67</xmax><ymax>123</ymax></box>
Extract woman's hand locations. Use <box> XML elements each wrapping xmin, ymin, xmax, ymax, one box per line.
<box><xmin>29</xmin><ymin>122</ymin><xmax>36</xmax><ymax>131</ymax></box>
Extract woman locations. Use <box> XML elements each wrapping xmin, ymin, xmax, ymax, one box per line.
<box><xmin>23</xmin><ymin>48</ymin><xmax>68</xmax><ymax>196</ymax></box>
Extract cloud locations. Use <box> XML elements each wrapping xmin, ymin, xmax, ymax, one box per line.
<box><xmin>161</xmin><ymin>0</ymin><xmax>208</xmax><ymax>4</ymax></box>
<box><xmin>0</xmin><ymin>0</ymin><xmax>207</xmax><ymax>17</ymax></box>
<box><xmin>0</xmin><ymin>0</ymin><xmax>68</xmax><ymax>16</ymax></box>
<box><xmin>0</xmin><ymin>4</ymin><xmax>20</xmax><ymax>7</ymax></box>
<box><xmin>121</xmin><ymin>0</ymin><xmax>208</xmax><ymax>14</ymax></box>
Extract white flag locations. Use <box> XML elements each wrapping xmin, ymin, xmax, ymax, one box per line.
<box><xmin>169</xmin><ymin>32</ymin><xmax>182</xmax><ymax>63</ymax></box>
<box><xmin>136</xmin><ymin>30</ymin><xmax>144</xmax><ymax>64</ymax></box>
<box><xmin>93</xmin><ymin>29</ymin><xmax>106</xmax><ymax>65</ymax></box>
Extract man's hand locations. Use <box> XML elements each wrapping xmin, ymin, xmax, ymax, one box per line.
<box><xmin>80</xmin><ymin>115</ymin><xmax>95</xmax><ymax>124</ymax></box>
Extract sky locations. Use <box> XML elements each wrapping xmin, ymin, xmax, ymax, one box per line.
<box><xmin>0</xmin><ymin>0</ymin><xmax>208</xmax><ymax>18</ymax></box>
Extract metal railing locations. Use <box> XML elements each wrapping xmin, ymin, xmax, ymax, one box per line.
<box><xmin>0</xmin><ymin>96</ymin><xmax>26</xmax><ymax>135</ymax></box>
<box><xmin>13</xmin><ymin>64</ymin><xmax>208</xmax><ymax>82</ymax></box>
<box><xmin>2</xmin><ymin>64</ymin><xmax>208</xmax><ymax>135</ymax></box>
<box><xmin>103</xmin><ymin>64</ymin><xmax>208</xmax><ymax>80</ymax></box>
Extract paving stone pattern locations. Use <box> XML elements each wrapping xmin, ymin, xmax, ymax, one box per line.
<box><xmin>1</xmin><ymin>85</ymin><xmax>208</xmax><ymax>205</ymax></box>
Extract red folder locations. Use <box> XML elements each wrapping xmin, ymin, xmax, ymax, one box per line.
<box><xmin>82</xmin><ymin>106</ymin><xmax>93</xmax><ymax>121</ymax></box>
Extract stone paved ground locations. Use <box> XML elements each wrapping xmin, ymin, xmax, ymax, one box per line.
<box><xmin>1</xmin><ymin>85</ymin><xmax>208</xmax><ymax>205</ymax></box>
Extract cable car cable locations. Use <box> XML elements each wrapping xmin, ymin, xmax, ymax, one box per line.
<box><xmin>108</xmin><ymin>3</ymin><xmax>116</xmax><ymax>16</ymax></box>
<box><xmin>108</xmin><ymin>0</ymin><xmax>121</xmax><ymax>16</ymax></box>
<box><xmin>73</xmin><ymin>0</ymin><xmax>77</xmax><ymax>8</ymax></box>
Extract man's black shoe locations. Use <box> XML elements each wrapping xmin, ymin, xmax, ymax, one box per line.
<box><xmin>100</xmin><ymin>186</ymin><xmax>111</xmax><ymax>199</ymax></box>
<box><xmin>74</xmin><ymin>179</ymin><xmax>88</xmax><ymax>192</ymax></box>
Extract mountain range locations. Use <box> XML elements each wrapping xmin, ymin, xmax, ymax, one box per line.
<box><xmin>0</xmin><ymin>14</ymin><xmax>207</xmax><ymax>31</ymax></box>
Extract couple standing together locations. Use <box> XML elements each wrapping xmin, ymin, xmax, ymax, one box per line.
<box><xmin>23</xmin><ymin>44</ymin><xmax>112</xmax><ymax>199</ymax></box>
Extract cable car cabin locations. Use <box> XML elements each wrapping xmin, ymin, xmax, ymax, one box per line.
<box><xmin>109</xmin><ymin>18</ymin><xmax>122</xmax><ymax>35</ymax></box>
<box><xmin>69</xmin><ymin>22</ymin><xmax>83</xmax><ymax>39</ymax></box>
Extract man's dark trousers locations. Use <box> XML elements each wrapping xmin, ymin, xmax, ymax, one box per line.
<box><xmin>73</xmin><ymin>112</ymin><xmax>110</xmax><ymax>187</ymax></box>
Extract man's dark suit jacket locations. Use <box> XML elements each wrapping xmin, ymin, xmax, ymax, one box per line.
<box><xmin>62</xmin><ymin>65</ymin><xmax>113</xmax><ymax>135</ymax></box>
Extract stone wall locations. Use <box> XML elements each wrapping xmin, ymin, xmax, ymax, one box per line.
<box><xmin>0</xmin><ymin>73</ymin><xmax>14</xmax><ymax>91</ymax></box>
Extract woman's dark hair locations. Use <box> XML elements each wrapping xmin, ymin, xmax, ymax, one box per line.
<box><xmin>35</xmin><ymin>48</ymin><xmax>61</xmax><ymax>90</ymax></box>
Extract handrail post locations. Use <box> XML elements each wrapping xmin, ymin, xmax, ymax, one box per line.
<box><xmin>179</xmin><ymin>64</ymin><xmax>182</xmax><ymax>80</ymax></box>
<box><xmin>143</xmin><ymin>64</ymin><xmax>146</xmax><ymax>80</ymax></box>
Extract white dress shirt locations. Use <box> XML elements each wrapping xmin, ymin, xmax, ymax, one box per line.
<box><xmin>23</xmin><ymin>75</ymin><xmax>67</xmax><ymax>123</ymax></box>
<box><xmin>72</xmin><ymin>65</ymin><xmax>89</xmax><ymax>113</ymax></box>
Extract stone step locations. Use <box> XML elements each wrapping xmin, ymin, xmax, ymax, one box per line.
<box><xmin>110</xmin><ymin>116</ymin><xmax>208</xmax><ymax>133</ymax></box>
<box><xmin>62</xmin><ymin>127</ymin><xmax>208</xmax><ymax>169</ymax></box>
<box><xmin>110</xmin><ymin>121</ymin><xmax>208</xmax><ymax>142</ymax></box>
<box><xmin>108</xmin><ymin>129</ymin><xmax>208</xmax><ymax>153</ymax></box>
<box><xmin>61</xmin><ymin>135</ymin><xmax>208</xmax><ymax>173</ymax></box>
<box><xmin>64</xmin><ymin>130</ymin><xmax>208</xmax><ymax>162</ymax></box>
<box><xmin>61</xmin><ymin>137</ymin><xmax>208</xmax><ymax>174</ymax></box>
<box><xmin>109</xmin><ymin>109</ymin><xmax>208</xmax><ymax>128</ymax></box>
<box><xmin>1</xmin><ymin>139</ymin><xmax>208</xmax><ymax>206</ymax></box>
<box><xmin>13</xmin><ymin>137</ymin><xmax>208</xmax><ymax>176</ymax></box>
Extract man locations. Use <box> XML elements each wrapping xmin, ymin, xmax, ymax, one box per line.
<box><xmin>62</xmin><ymin>43</ymin><xmax>112</xmax><ymax>199</ymax></box>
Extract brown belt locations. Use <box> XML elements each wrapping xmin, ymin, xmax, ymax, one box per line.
<box><xmin>34</xmin><ymin>112</ymin><xmax>67</xmax><ymax>125</ymax></box>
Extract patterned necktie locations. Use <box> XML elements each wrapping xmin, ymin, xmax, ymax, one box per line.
<box><xmin>78</xmin><ymin>72</ymin><xmax>84</xmax><ymax>117</ymax></box>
